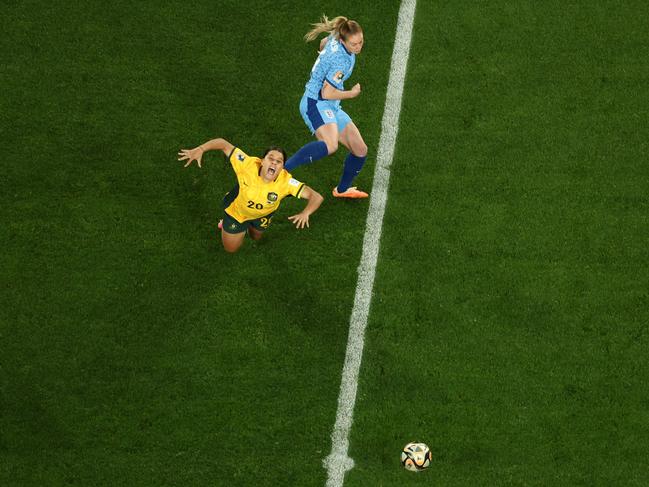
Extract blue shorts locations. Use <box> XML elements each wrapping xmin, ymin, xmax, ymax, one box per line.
<box><xmin>299</xmin><ymin>94</ymin><xmax>352</xmax><ymax>135</ymax></box>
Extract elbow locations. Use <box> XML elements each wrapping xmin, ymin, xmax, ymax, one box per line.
<box><xmin>310</xmin><ymin>191</ymin><xmax>324</xmax><ymax>208</ymax></box>
<box><xmin>320</xmin><ymin>82</ymin><xmax>337</xmax><ymax>100</ymax></box>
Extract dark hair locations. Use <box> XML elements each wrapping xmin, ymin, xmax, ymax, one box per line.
<box><xmin>263</xmin><ymin>146</ymin><xmax>287</xmax><ymax>163</ymax></box>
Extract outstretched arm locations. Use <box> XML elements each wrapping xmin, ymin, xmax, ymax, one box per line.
<box><xmin>177</xmin><ymin>138</ymin><xmax>235</xmax><ymax>168</ymax></box>
<box><xmin>288</xmin><ymin>186</ymin><xmax>324</xmax><ymax>229</ymax></box>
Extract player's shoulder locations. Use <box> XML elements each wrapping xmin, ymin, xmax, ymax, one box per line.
<box><xmin>230</xmin><ymin>147</ymin><xmax>259</xmax><ymax>164</ymax></box>
<box><xmin>328</xmin><ymin>39</ymin><xmax>344</xmax><ymax>56</ymax></box>
<box><xmin>279</xmin><ymin>170</ymin><xmax>302</xmax><ymax>187</ymax></box>
<box><xmin>327</xmin><ymin>43</ymin><xmax>352</xmax><ymax>66</ymax></box>
<box><xmin>229</xmin><ymin>146</ymin><xmax>247</xmax><ymax>161</ymax></box>
<box><xmin>278</xmin><ymin>168</ymin><xmax>295</xmax><ymax>182</ymax></box>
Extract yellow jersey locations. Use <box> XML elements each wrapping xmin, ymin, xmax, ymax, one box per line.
<box><xmin>225</xmin><ymin>147</ymin><xmax>305</xmax><ymax>223</ymax></box>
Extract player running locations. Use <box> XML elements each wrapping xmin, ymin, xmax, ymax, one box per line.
<box><xmin>285</xmin><ymin>15</ymin><xmax>369</xmax><ymax>199</ymax></box>
<box><xmin>178</xmin><ymin>137</ymin><xmax>323</xmax><ymax>253</ymax></box>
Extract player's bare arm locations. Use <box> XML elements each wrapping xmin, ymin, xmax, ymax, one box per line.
<box><xmin>321</xmin><ymin>80</ymin><xmax>361</xmax><ymax>100</ymax></box>
<box><xmin>177</xmin><ymin>138</ymin><xmax>235</xmax><ymax>168</ymax></box>
<box><xmin>288</xmin><ymin>186</ymin><xmax>324</xmax><ymax>229</ymax></box>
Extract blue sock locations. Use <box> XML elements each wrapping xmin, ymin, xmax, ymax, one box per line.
<box><xmin>285</xmin><ymin>141</ymin><xmax>328</xmax><ymax>171</ymax></box>
<box><xmin>337</xmin><ymin>154</ymin><xmax>367</xmax><ymax>192</ymax></box>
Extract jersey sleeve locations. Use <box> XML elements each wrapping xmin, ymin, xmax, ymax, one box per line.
<box><xmin>286</xmin><ymin>177</ymin><xmax>306</xmax><ymax>198</ymax></box>
<box><xmin>324</xmin><ymin>54</ymin><xmax>348</xmax><ymax>90</ymax></box>
<box><xmin>227</xmin><ymin>147</ymin><xmax>252</xmax><ymax>174</ymax></box>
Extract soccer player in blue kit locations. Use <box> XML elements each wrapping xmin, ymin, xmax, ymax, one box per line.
<box><xmin>284</xmin><ymin>16</ymin><xmax>369</xmax><ymax>199</ymax></box>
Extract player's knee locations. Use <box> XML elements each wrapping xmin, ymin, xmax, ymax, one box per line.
<box><xmin>325</xmin><ymin>140</ymin><xmax>339</xmax><ymax>154</ymax></box>
<box><xmin>353</xmin><ymin>142</ymin><xmax>368</xmax><ymax>157</ymax></box>
<box><xmin>222</xmin><ymin>236</ymin><xmax>243</xmax><ymax>253</ymax></box>
<box><xmin>248</xmin><ymin>230</ymin><xmax>263</xmax><ymax>241</ymax></box>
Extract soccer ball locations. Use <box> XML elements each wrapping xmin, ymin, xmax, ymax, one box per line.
<box><xmin>401</xmin><ymin>442</ymin><xmax>432</xmax><ymax>472</ymax></box>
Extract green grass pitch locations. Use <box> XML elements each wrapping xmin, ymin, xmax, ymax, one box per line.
<box><xmin>1</xmin><ymin>1</ymin><xmax>648</xmax><ymax>486</ymax></box>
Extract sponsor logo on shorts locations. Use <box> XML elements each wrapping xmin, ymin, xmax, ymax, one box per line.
<box><xmin>324</xmin><ymin>109</ymin><xmax>335</xmax><ymax>119</ymax></box>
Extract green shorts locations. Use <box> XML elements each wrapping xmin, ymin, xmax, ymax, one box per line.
<box><xmin>221</xmin><ymin>211</ymin><xmax>274</xmax><ymax>234</ymax></box>
<box><xmin>221</xmin><ymin>185</ymin><xmax>274</xmax><ymax>234</ymax></box>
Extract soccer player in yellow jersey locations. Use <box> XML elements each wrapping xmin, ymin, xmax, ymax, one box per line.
<box><xmin>178</xmin><ymin>137</ymin><xmax>323</xmax><ymax>253</ymax></box>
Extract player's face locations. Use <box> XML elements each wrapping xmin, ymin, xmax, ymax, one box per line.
<box><xmin>261</xmin><ymin>150</ymin><xmax>284</xmax><ymax>181</ymax></box>
<box><xmin>343</xmin><ymin>32</ymin><xmax>364</xmax><ymax>54</ymax></box>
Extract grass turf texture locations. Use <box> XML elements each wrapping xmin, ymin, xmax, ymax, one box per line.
<box><xmin>1</xmin><ymin>1</ymin><xmax>398</xmax><ymax>485</ymax></box>
<box><xmin>1</xmin><ymin>0</ymin><xmax>648</xmax><ymax>486</ymax></box>
<box><xmin>347</xmin><ymin>1</ymin><xmax>649</xmax><ymax>486</ymax></box>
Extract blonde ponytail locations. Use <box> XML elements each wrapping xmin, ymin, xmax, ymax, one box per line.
<box><xmin>304</xmin><ymin>15</ymin><xmax>352</xmax><ymax>42</ymax></box>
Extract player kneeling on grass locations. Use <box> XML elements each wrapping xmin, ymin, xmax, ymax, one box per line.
<box><xmin>178</xmin><ymin>138</ymin><xmax>323</xmax><ymax>253</ymax></box>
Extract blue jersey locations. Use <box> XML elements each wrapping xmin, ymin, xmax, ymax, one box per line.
<box><xmin>304</xmin><ymin>36</ymin><xmax>356</xmax><ymax>107</ymax></box>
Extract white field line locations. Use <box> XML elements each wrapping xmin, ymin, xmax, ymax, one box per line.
<box><xmin>323</xmin><ymin>1</ymin><xmax>417</xmax><ymax>486</ymax></box>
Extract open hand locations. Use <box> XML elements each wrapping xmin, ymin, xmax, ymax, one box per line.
<box><xmin>177</xmin><ymin>147</ymin><xmax>204</xmax><ymax>168</ymax></box>
<box><xmin>288</xmin><ymin>212</ymin><xmax>310</xmax><ymax>229</ymax></box>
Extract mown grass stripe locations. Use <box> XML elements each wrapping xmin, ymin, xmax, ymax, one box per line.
<box><xmin>323</xmin><ymin>1</ymin><xmax>417</xmax><ymax>485</ymax></box>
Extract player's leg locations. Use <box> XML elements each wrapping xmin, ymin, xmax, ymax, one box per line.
<box><xmin>220</xmin><ymin>194</ymin><xmax>247</xmax><ymax>252</ymax></box>
<box><xmin>285</xmin><ymin>97</ymin><xmax>338</xmax><ymax>171</ymax></box>
<box><xmin>333</xmin><ymin>116</ymin><xmax>369</xmax><ymax>198</ymax></box>
<box><xmin>339</xmin><ymin>120</ymin><xmax>368</xmax><ymax>158</ymax></box>
<box><xmin>247</xmin><ymin>214</ymin><xmax>273</xmax><ymax>241</ymax></box>
<box><xmin>315</xmin><ymin>122</ymin><xmax>339</xmax><ymax>155</ymax></box>
<box><xmin>221</xmin><ymin>228</ymin><xmax>246</xmax><ymax>253</ymax></box>
<box><xmin>247</xmin><ymin>227</ymin><xmax>263</xmax><ymax>241</ymax></box>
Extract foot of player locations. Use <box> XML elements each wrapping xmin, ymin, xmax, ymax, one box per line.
<box><xmin>332</xmin><ymin>186</ymin><xmax>369</xmax><ymax>198</ymax></box>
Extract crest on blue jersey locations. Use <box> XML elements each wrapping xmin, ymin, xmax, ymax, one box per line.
<box><xmin>334</xmin><ymin>70</ymin><xmax>344</xmax><ymax>82</ymax></box>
